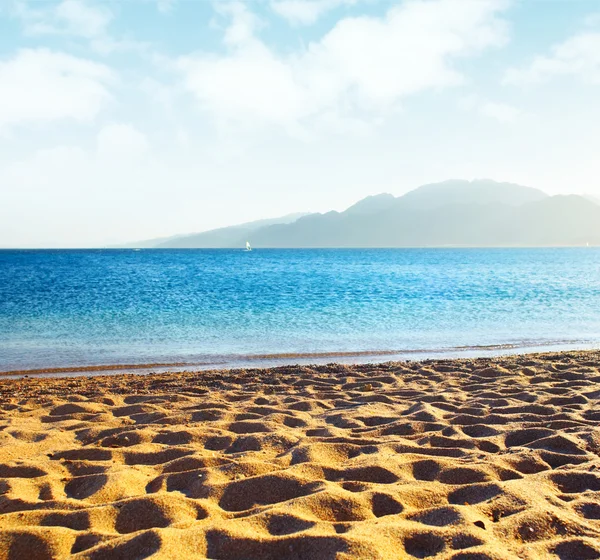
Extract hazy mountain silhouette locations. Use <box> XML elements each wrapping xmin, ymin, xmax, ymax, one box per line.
<box><xmin>247</xmin><ymin>180</ymin><xmax>600</xmax><ymax>247</ymax></box>
<box><xmin>118</xmin><ymin>213</ymin><xmax>309</xmax><ymax>249</ymax></box>
<box><xmin>397</xmin><ymin>179</ymin><xmax>547</xmax><ymax>209</ymax></box>
<box><xmin>344</xmin><ymin>193</ymin><xmax>397</xmax><ymax>215</ymax></box>
<box><xmin>124</xmin><ymin>180</ymin><xmax>600</xmax><ymax>248</ymax></box>
<box><xmin>113</xmin><ymin>232</ymin><xmax>192</xmax><ymax>249</ymax></box>
<box><xmin>583</xmin><ymin>194</ymin><xmax>600</xmax><ymax>206</ymax></box>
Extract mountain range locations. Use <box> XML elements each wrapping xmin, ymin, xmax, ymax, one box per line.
<box><xmin>119</xmin><ymin>213</ymin><xmax>308</xmax><ymax>249</ymax></box>
<box><xmin>121</xmin><ymin>180</ymin><xmax>600</xmax><ymax>248</ymax></box>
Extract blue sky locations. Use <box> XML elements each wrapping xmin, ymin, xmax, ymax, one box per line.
<box><xmin>1</xmin><ymin>0</ymin><xmax>599</xmax><ymax>247</ymax></box>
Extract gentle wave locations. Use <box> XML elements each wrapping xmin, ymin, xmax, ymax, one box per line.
<box><xmin>3</xmin><ymin>338</ymin><xmax>598</xmax><ymax>379</ymax></box>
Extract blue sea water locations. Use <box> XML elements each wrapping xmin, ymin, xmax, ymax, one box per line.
<box><xmin>1</xmin><ymin>248</ymin><xmax>600</xmax><ymax>373</ymax></box>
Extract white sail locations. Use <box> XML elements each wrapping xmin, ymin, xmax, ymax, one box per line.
<box><xmin>246</xmin><ymin>241</ymin><xmax>252</xmax><ymax>251</ymax></box>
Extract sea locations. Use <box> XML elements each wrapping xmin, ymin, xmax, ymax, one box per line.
<box><xmin>1</xmin><ymin>248</ymin><xmax>600</xmax><ymax>375</ymax></box>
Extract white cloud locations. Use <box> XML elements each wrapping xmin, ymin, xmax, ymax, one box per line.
<box><xmin>56</xmin><ymin>0</ymin><xmax>112</xmax><ymax>37</ymax></box>
<box><xmin>480</xmin><ymin>101</ymin><xmax>520</xmax><ymax>123</ymax></box>
<box><xmin>13</xmin><ymin>0</ymin><xmax>146</xmax><ymax>54</ymax></box>
<box><xmin>15</xmin><ymin>0</ymin><xmax>111</xmax><ymax>39</ymax></box>
<box><xmin>504</xmin><ymin>31</ymin><xmax>600</xmax><ymax>85</ymax></box>
<box><xmin>583</xmin><ymin>12</ymin><xmax>600</xmax><ymax>28</ymax></box>
<box><xmin>157</xmin><ymin>0</ymin><xmax>176</xmax><ymax>13</ymax></box>
<box><xmin>0</xmin><ymin>49</ymin><xmax>113</xmax><ymax>129</ymax></box>
<box><xmin>271</xmin><ymin>0</ymin><xmax>356</xmax><ymax>26</ymax></box>
<box><xmin>178</xmin><ymin>0</ymin><xmax>509</xmax><ymax>130</ymax></box>
<box><xmin>0</xmin><ymin>124</ymin><xmax>164</xmax><ymax>246</ymax></box>
<box><xmin>178</xmin><ymin>42</ymin><xmax>306</xmax><ymax>126</ymax></box>
<box><xmin>2</xmin><ymin>145</ymin><xmax>90</xmax><ymax>195</ymax></box>
<box><xmin>216</xmin><ymin>1</ymin><xmax>264</xmax><ymax>47</ymax></box>
<box><xmin>460</xmin><ymin>94</ymin><xmax>520</xmax><ymax>123</ymax></box>
<box><xmin>97</xmin><ymin>123</ymin><xmax>149</xmax><ymax>161</ymax></box>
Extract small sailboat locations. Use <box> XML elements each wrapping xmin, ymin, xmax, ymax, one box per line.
<box><xmin>245</xmin><ymin>241</ymin><xmax>252</xmax><ymax>251</ymax></box>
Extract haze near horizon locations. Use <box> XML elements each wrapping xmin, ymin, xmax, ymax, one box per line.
<box><xmin>1</xmin><ymin>0</ymin><xmax>600</xmax><ymax>248</ymax></box>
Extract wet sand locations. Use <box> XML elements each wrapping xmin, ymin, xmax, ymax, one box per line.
<box><xmin>0</xmin><ymin>351</ymin><xmax>599</xmax><ymax>559</ymax></box>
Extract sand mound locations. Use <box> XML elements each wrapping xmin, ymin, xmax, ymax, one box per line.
<box><xmin>1</xmin><ymin>351</ymin><xmax>600</xmax><ymax>559</ymax></box>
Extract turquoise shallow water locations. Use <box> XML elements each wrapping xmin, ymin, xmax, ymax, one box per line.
<box><xmin>1</xmin><ymin>248</ymin><xmax>600</xmax><ymax>372</ymax></box>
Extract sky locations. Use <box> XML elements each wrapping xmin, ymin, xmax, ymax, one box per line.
<box><xmin>1</xmin><ymin>0</ymin><xmax>599</xmax><ymax>247</ymax></box>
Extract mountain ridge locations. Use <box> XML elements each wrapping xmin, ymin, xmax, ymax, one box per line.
<box><xmin>116</xmin><ymin>213</ymin><xmax>309</xmax><ymax>249</ymax></box>
<box><xmin>120</xmin><ymin>180</ymin><xmax>600</xmax><ymax>248</ymax></box>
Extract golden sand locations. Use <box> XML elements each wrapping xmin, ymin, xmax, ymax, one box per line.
<box><xmin>1</xmin><ymin>351</ymin><xmax>600</xmax><ymax>559</ymax></box>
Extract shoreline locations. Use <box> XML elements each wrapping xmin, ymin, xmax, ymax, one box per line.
<box><xmin>3</xmin><ymin>347</ymin><xmax>600</xmax><ymax>387</ymax></box>
<box><xmin>0</xmin><ymin>349</ymin><xmax>599</xmax><ymax>559</ymax></box>
<box><xmin>2</xmin><ymin>339</ymin><xmax>598</xmax><ymax>379</ymax></box>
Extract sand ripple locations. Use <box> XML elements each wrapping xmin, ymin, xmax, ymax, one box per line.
<box><xmin>1</xmin><ymin>352</ymin><xmax>600</xmax><ymax>559</ymax></box>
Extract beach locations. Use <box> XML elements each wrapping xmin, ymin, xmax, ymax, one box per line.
<box><xmin>1</xmin><ymin>351</ymin><xmax>599</xmax><ymax>559</ymax></box>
